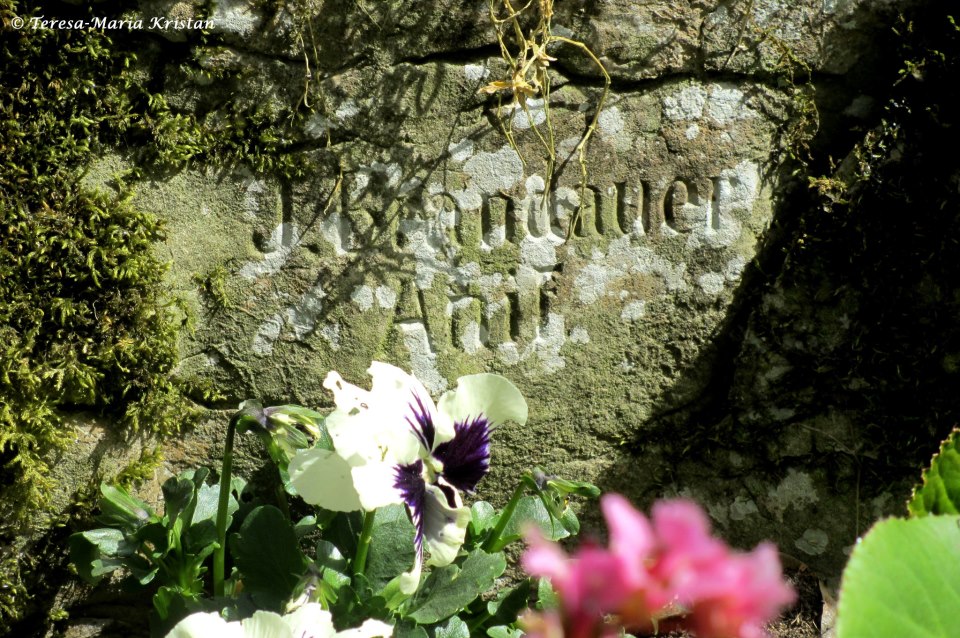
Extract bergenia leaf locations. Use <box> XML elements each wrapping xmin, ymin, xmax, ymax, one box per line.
<box><xmin>908</xmin><ymin>427</ymin><xmax>960</xmax><ymax>516</ymax></box>
<box><xmin>836</xmin><ymin>515</ymin><xmax>960</xmax><ymax>638</ymax></box>
<box><xmin>405</xmin><ymin>549</ymin><xmax>506</xmax><ymax>624</ymax></box>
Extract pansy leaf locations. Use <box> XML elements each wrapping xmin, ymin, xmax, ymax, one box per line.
<box><xmin>499</xmin><ymin>496</ymin><xmax>572</xmax><ymax>544</ymax></box>
<box><xmin>434</xmin><ymin>616</ymin><xmax>470</xmax><ymax>638</ymax></box>
<box><xmin>316</xmin><ymin>540</ymin><xmax>349</xmax><ymax>575</ymax></box>
<box><xmin>908</xmin><ymin>427</ymin><xmax>960</xmax><ymax>516</ymax></box>
<box><xmin>536</xmin><ymin>577</ymin><xmax>559</xmax><ymax>610</ymax></box>
<box><xmin>68</xmin><ymin>528</ymin><xmax>137</xmax><ymax>583</ymax></box>
<box><xmin>96</xmin><ymin>483</ymin><xmax>155</xmax><ymax>530</ymax></box>
<box><xmin>468</xmin><ymin>501</ymin><xmax>498</xmax><ymax>541</ymax></box>
<box><xmin>486</xmin><ymin>627</ymin><xmax>524</xmax><ymax>638</ymax></box>
<box><xmin>487</xmin><ymin>580</ymin><xmax>533</xmax><ymax>626</ymax></box>
<box><xmin>365</xmin><ymin>504</ymin><xmax>417</xmax><ymax>593</ymax></box>
<box><xmin>295</xmin><ymin>515</ymin><xmax>318</xmax><ymax>539</ymax></box>
<box><xmin>161</xmin><ymin>475</ymin><xmax>198</xmax><ymax>528</ymax></box>
<box><xmin>186</xmin><ymin>482</ymin><xmax>237</xmax><ymax>552</ymax></box>
<box><xmin>230</xmin><ymin>505</ymin><xmax>309</xmax><ymax>611</ymax></box>
<box><xmin>405</xmin><ymin>549</ymin><xmax>506</xmax><ymax>624</ymax></box>
<box><xmin>395</xmin><ymin>621</ymin><xmax>429</xmax><ymax>638</ymax></box>
<box><xmin>836</xmin><ymin>515</ymin><xmax>960</xmax><ymax>638</ymax></box>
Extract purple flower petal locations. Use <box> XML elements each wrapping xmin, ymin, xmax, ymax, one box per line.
<box><xmin>405</xmin><ymin>392</ymin><xmax>436</xmax><ymax>451</ymax></box>
<box><xmin>394</xmin><ymin>461</ymin><xmax>427</xmax><ymax>558</ymax></box>
<box><xmin>432</xmin><ymin>416</ymin><xmax>491</xmax><ymax>493</ymax></box>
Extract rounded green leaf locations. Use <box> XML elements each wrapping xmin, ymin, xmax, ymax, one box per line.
<box><xmin>836</xmin><ymin>515</ymin><xmax>960</xmax><ymax>638</ymax></box>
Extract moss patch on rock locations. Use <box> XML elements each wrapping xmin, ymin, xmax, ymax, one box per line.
<box><xmin>0</xmin><ymin>0</ymin><xmax>197</xmax><ymax>627</ymax></box>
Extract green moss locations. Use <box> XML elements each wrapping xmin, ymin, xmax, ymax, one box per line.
<box><xmin>0</xmin><ymin>0</ymin><xmax>202</xmax><ymax>628</ymax></box>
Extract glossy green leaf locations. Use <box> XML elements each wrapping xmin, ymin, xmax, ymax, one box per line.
<box><xmin>230</xmin><ymin>505</ymin><xmax>309</xmax><ymax>611</ymax></box>
<box><xmin>405</xmin><ymin>549</ymin><xmax>506</xmax><ymax>624</ymax></box>
<box><xmin>186</xmin><ymin>482</ymin><xmax>237</xmax><ymax>552</ymax></box>
<box><xmin>836</xmin><ymin>515</ymin><xmax>960</xmax><ymax>638</ymax></box>
<box><xmin>486</xmin><ymin>627</ymin><xmax>523</xmax><ymax>638</ymax></box>
<box><xmin>909</xmin><ymin>428</ymin><xmax>960</xmax><ymax>516</ymax></box>
<box><xmin>96</xmin><ymin>483</ymin><xmax>155</xmax><ymax>530</ymax></box>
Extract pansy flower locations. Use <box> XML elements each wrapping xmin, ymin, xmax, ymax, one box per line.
<box><xmin>289</xmin><ymin>362</ymin><xmax>527</xmax><ymax>593</ymax></box>
<box><xmin>165</xmin><ymin>603</ymin><xmax>393</xmax><ymax>638</ymax></box>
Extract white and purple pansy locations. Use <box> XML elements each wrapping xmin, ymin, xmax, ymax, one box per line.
<box><xmin>288</xmin><ymin>362</ymin><xmax>528</xmax><ymax>593</ymax></box>
<box><xmin>165</xmin><ymin>603</ymin><xmax>393</xmax><ymax>638</ymax></box>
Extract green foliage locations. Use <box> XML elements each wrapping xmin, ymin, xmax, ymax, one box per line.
<box><xmin>835</xmin><ymin>515</ymin><xmax>960</xmax><ymax>638</ymax></box>
<box><xmin>403</xmin><ymin>550</ymin><xmax>507</xmax><ymax>625</ymax></box>
<box><xmin>0</xmin><ymin>0</ymin><xmax>200</xmax><ymax>627</ymax></box>
<box><xmin>230</xmin><ymin>505</ymin><xmax>310</xmax><ymax>611</ymax></box>
<box><xmin>908</xmin><ymin>428</ymin><xmax>960</xmax><ymax>516</ymax></box>
<box><xmin>69</xmin><ymin>470</ymin><xmax>241</xmax><ymax>628</ymax></box>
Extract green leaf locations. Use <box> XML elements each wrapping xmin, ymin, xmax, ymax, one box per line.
<box><xmin>230</xmin><ymin>505</ymin><xmax>309</xmax><ymax>611</ymax></box>
<box><xmin>836</xmin><ymin>515</ymin><xmax>960</xmax><ymax>638</ymax></box>
<box><xmin>469</xmin><ymin>501</ymin><xmax>498</xmax><ymax>539</ymax></box>
<box><xmin>500</xmin><ymin>496</ymin><xmax>573</xmax><ymax>544</ymax></box>
<box><xmin>909</xmin><ymin>428</ymin><xmax>960</xmax><ymax>516</ymax></box>
<box><xmin>395</xmin><ymin>621</ymin><xmax>429</xmax><ymax>638</ymax></box>
<box><xmin>186</xmin><ymin>482</ymin><xmax>237</xmax><ymax>552</ymax></box>
<box><xmin>487</xmin><ymin>580</ymin><xmax>532</xmax><ymax>626</ymax></box>
<box><xmin>96</xmin><ymin>483</ymin><xmax>155</xmax><ymax>530</ymax></box>
<box><xmin>68</xmin><ymin>528</ymin><xmax>137</xmax><ymax>583</ymax></box>
<box><xmin>161</xmin><ymin>475</ymin><xmax>197</xmax><ymax>528</ymax></box>
<box><xmin>365</xmin><ymin>504</ymin><xmax>417</xmax><ymax>593</ymax></box>
<box><xmin>486</xmin><ymin>627</ymin><xmax>523</xmax><ymax>638</ymax></box>
<box><xmin>536</xmin><ymin>577</ymin><xmax>559</xmax><ymax>611</ymax></box>
<box><xmin>434</xmin><ymin>616</ymin><xmax>470</xmax><ymax>638</ymax></box>
<box><xmin>405</xmin><ymin>549</ymin><xmax>507</xmax><ymax>624</ymax></box>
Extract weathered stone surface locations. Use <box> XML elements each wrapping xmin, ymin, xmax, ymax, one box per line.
<box><xmin>27</xmin><ymin>0</ymin><xmax>941</xmax><ymax>631</ymax></box>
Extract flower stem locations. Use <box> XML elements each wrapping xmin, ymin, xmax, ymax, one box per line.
<box><xmin>213</xmin><ymin>412</ymin><xmax>239</xmax><ymax>598</ymax></box>
<box><xmin>483</xmin><ymin>479</ymin><xmax>530</xmax><ymax>553</ymax></box>
<box><xmin>353</xmin><ymin>509</ymin><xmax>377</xmax><ymax>579</ymax></box>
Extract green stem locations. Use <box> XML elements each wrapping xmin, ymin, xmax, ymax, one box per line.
<box><xmin>483</xmin><ymin>479</ymin><xmax>530</xmax><ymax>553</ymax></box>
<box><xmin>213</xmin><ymin>412</ymin><xmax>239</xmax><ymax>597</ymax></box>
<box><xmin>353</xmin><ymin>509</ymin><xmax>377</xmax><ymax>579</ymax></box>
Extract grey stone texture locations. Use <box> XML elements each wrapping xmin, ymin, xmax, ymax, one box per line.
<box><xmin>29</xmin><ymin>0</ymin><xmax>941</xmax><ymax>632</ymax></box>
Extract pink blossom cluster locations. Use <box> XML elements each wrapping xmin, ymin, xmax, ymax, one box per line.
<box><xmin>522</xmin><ymin>495</ymin><xmax>796</xmax><ymax>638</ymax></box>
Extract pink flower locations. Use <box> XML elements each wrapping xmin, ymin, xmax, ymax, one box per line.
<box><xmin>521</xmin><ymin>494</ymin><xmax>795</xmax><ymax>638</ymax></box>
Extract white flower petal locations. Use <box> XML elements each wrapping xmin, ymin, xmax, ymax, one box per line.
<box><xmin>436</xmin><ymin>374</ymin><xmax>527</xmax><ymax>442</ymax></box>
<box><xmin>351</xmin><ymin>462</ymin><xmax>404</xmax><ymax>511</ymax></box>
<box><xmin>241</xmin><ymin>610</ymin><xmax>293</xmax><ymax>638</ymax></box>
<box><xmin>422</xmin><ymin>483</ymin><xmax>471</xmax><ymax>567</ymax></box>
<box><xmin>166</xmin><ymin>612</ymin><xmax>244</xmax><ymax>638</ymax></box>
<box><xmin>398</xmin><ymin>560</ymin><xmax>422</xmax><ymax>595</ymax></box>
<box><xmin>289</xmin><ymin>448</ymin><xmax>363</xmax><ymax>511</ymax></box>
<box><xmin>282</xmin><ymin>603</ymin><xmax>337</xmax><ymax>638</ymax></box>
<box><xmin>336</xmin><ymin>619</ymin><xmax>395</xmax><ymax>637</ymax></box>
<box><xmin>367</xmin><ymin>361</ymin><xmax>452</xmax><ymax>457</ymax></box>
